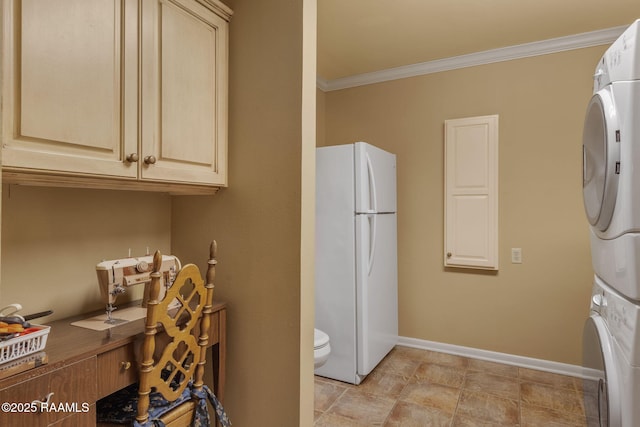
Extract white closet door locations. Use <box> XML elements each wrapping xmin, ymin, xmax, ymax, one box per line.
<box><xmin>444</xmin><ymin>115</ymin><xmax>499</xmax><ymax>270</ymax></box>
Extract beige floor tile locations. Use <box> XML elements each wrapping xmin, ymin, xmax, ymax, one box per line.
<box><xmin>358</xmin><ymin>370</ymin><xmax>409</xmax><ymax>400</ymax></box>
<box><xmin>467</xmin><ymin>357</ymin><xmax>519</xmax><ymax>378</ymax></box>
<box><xmin>327</xmin><ymin>388</ymin><xmax>396</xmax><ymax>425</ymax></box>
<box><xmin>315</xmin><ymin>412</ymin><xmax>378</xmax><ymax>427</ymax></box>
<box><xmin>575</xmin><ymin>377</ymin><xmax>599</xmax><ymax>394</ymax></box>
<box><xmin>376</xmin><ymin>352</ymin><xmax>422</xmax><ymax>377</ymax></box>
<box><xmin>391</xmin><ymin>345</ymin><xmax>430</xmax><ymax>361</ymax></box>
<box><xmin>422</xmin><ymin>350</ymin><xmax>469</xmax><ymax>369</ymax></box>
<box><xmin>521</xmin><ymin>402</ymin><xmax>588</xmax><ymax>427</ymax></box>
<box><xmin>452</xmin><ymin>413</ymin><xmax>519</xmax><ymax>427</ymax></box>
<box><xmin>399</xmin><ymin>379</ymin><xmax>461</xmax><ymax>415</ymax></box>
<box><xmin>582</xmin><ymin>391</ymin><xmax>599</xmax><ymax>421</ymax></box>
<box><xmin>519</xmin><ymin>367</ymin><xmax>576</xmax><ymax>390</ymax></box>
<box><xmin>520</xmin><ymin>382</ymin><xmax>584</xmax><ymax>415</ymax></box>
<box><xmin>314</xmin><ymin>378</ymin><xmax>349</xmax><ymax>412</ymax></box>
<box><xmin>314</xmin><ymin>346</ymin><xmax>589</xmax><ymax>427</ymax></box>
<box><xmin>464</xmin><ymin>371</ymin><xmax>520</xmax><ymax>400</ymax></box>
<box><xmin>315</xmin><ymin>375</ymin><xmax>358</xmax><ymax>393</ymax></box>
<box><xmin>384</xmin><ymin>401</ymin><xmax>452</xmax><ymax>427</ymax></box>
<box><xmin>455</xmin><ymin>389</ymin><xmax>520</xmax><ymax>425</ymax></box>
<box><xmin>413</xmin><ymin>361</ymin><xmax>465</xmax><ymax>388</ymax></box>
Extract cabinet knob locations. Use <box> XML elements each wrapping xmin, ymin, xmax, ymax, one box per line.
<box><xmin>126</xmin><ymin>153</ymin><xmax>139</xmax><ymax>163</ymax></box>
<box><xmin>121</xmin><ymin>361</ymin><xmax>131</xmax><ymax>370</ymax></box>
<box><xmin>144</xmin><ymin>155</ymin><xmax>157</xmax><ymax>165</ymax></box>
<box><xmin>446</xmin><ymin>252</ymin><xmax>452</xmax><ymax>258</ymax></box>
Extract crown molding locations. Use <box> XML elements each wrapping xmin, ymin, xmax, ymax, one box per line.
<box><xmin>317</xmin><ymin>25</ymin><xmax>626</xmax><ymax>92</ymax></box>
<box><xmin>316</xmin><ymin>77</ymin><xmax>330</xmax><ymax>92</ymax></box>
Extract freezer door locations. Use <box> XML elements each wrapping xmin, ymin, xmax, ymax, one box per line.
<box><xmin>356</xmin><ymin>212</ymin><xmax>398</xmax><ymax>377</ymax></box>
<box><xmin>355</xmin><ymin>142</ymin><xmax>397</xmax><ymax>214</ymax></box>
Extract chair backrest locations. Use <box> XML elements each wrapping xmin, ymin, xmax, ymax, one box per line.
<box><xmin>136</xmin><ymin>242</ymin><xmax>217</xmax><ymax>425</ymax></box>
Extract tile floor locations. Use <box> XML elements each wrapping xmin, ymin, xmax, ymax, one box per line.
<box><xmin>314</xmin><ymin>346</ymin><xmax>594</xmax><ymax>426</ymax></box>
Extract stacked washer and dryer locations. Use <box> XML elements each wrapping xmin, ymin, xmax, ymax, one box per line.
<box><xmin>582</xmin><ymin>19</ymin><xmax>640</xmax><ymax>427</ymax></box>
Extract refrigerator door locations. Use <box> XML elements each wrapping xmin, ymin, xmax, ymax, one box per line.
<box><xmin>314</xmin><ymin>144</ymin><xmax>358</xmax><ymax>382</ymax></box>
<box><xmin>355</xmin><ymin>142</ymin><xmax>397</xmax><ymax>214</ymax></box>
<box><xmin>356</xmin><ymin>212</ymin><xmax>398</xmax><ymax>378</ymax></box>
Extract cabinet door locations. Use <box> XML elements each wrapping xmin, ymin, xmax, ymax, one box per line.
<box><xmin>444</xmin><ymin>115</ymin><xmax>499</xmax><ymax>270</ymax></box>
<box><xmin>46</xmin><ymin>358</ymin><xmax>96</xmax><ymax>425</ymax></box>
<box><xmin>140</xmin><ymin>0</ymin><xmax>229</xmax><ymax>186</ymax></box>
<box><xmin>0</xmin><ymin>374</ymin><xmax>49</xmax><ymax>427</ymax></box>
<box><xmin>0</xmin><ymin>357</ymin><xmax>96</xmax><ymax>427</ymax></box>
<box><xmin>1</xmin><ymin>0</ymin><xmax>138</xmax><ymax>178</ymax></box>
<box><xmin>96</xmin><ymin>344</ymin><xmax>138</xmax><ymax>399</ymax></box>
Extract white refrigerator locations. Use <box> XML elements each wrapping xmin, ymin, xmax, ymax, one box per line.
<box><xmin>315</xmin><ymin>142</ymin><xmax>398</xmax><ymax>384</ymax></box>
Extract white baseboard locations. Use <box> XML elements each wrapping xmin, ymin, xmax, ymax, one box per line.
<box><xmin>398</xmin><ymin>336</ymin><xmax>589</xmax><ymax>379</ymax></box>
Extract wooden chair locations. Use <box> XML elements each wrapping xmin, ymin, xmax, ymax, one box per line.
<box><xmin>97</xmin><ymin>242</ymin><xmax>230</xmax><ymax>427</ymax></box>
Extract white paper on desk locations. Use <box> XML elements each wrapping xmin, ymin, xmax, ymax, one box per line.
<box><xmin>70</xmin><ymin>307</ymin><xmax>147</xmax><ymax>331</ymax></box>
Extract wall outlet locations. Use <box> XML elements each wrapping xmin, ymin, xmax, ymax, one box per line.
<box><xmin>511</xmin><ymin>248</ymin><xmax>522</xmax><ymax>264</ymax></box>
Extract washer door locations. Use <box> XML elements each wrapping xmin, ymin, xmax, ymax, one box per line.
<box><xmin>583</xmin><ymin>87</ymin><xmax>620</xmax><ymax>231</ymax></box>
<box><xmin>583</xmin><ymin>314</ymin><xmax>621</xmax><ymax>426</ymax></box>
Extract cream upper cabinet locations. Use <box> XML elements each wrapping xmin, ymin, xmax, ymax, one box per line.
<box><xmin>1</xmin><ymin>0</ymin><xmax>231</xmax><ymax>193</ymax></box>
<box><xmin>140</xmin><ymin>0</ymin><xmax>229</xmax><ymax>186</ymax></box>
<box><xmin>1</xmin><ymin>0</ymin><xmax>138</xmax><ymax>179</ymax></box>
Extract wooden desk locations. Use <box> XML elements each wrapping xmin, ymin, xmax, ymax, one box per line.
<box><xmin>0</xmin><ymin>301</ymin><xmax>226</xmax><ymax>427</ymax></box>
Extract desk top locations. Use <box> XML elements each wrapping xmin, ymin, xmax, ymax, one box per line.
<box><xmin>0</xmin><ymin>301</ymin><xmax>227</xmax><ymax>389</ymax></box>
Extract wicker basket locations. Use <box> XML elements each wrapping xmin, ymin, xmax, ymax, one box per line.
<box><xmin>0</xmin><ymin>325</ymin><xmax>50</xmax><ymax>364</ymax></box>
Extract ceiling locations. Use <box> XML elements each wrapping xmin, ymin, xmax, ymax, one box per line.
<box><xmin>317</xmin><ymin>0</ymin><xmax>640</xmax><ymax>81</ymax></box>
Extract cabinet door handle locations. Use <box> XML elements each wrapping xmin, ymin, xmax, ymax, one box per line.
<box><xmin>31</xmin><ymin>392</ymin><xmax>54</xmax><ymax>412</ymax></box>
<box><xmin>126</xmin><ymin>153</ymin><xmax>139</xmax><ymax>163</ymax></box>
<box><xmin>144</xmin><ymin>155</ymin><xmax>157</xmax><ymax>165</ymax></box>
<box><xmin>121</xmin><ymin>361</ymin><xmax>131</xmax><ymax>370</ymax></box>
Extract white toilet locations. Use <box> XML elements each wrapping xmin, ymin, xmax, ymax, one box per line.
<box><xmin>314</xmin><ymin>328</ymin><xmax>331</xmax><ymax>369</ymax></box>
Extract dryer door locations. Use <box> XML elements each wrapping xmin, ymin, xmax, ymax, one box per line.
<box><xmin>583</xmin><ymin>87</ymin><xmax>621</xmax><ymax>231</ymax></box>
<box><xmin>583</xmin><ymin>314</ymin><xmax>621</xmax><ymax>426</ymax></box>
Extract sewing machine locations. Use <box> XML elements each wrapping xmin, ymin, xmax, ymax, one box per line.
<box><xmin>96</xmin><ymin>254</ymin><xmax>181</xmax><ymax>323</ymax></box>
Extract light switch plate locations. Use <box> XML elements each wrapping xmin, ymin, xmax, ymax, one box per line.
<box><xmin>511</xmin><ymin>248</ymin><xmax>522</xmax><ymax>264</ymax></box>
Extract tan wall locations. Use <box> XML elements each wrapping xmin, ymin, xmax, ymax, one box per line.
<box><xmin>322</xmin><ymin>46</ymin><xmax>604</xmax><ymax>365</ymax></box>
<box><xmin>317</xmin><ymin>88</ymin><xmax>326</xmax><ymax>146</ymax></box>
<box><xmin>171</xmin><ymin>0</ymin><xmax>313</xmax><ymax>425</ymax></box>
<box><xmin>1</xmin><ymin>185</ymin><xmax>171</xmax><ymax>319</ymax></box>
<box><xmin>0</xmin><ymin>1</ymin><xmax>314</xmax><ymax>425</ymax></box>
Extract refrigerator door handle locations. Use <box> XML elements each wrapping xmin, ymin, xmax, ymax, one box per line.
<box><xmin>366</xmin><ymin>153</ymin><xmax>378</xmax><ymax>213</ymax></box>
<box><xmin>367</xmin><ymin>213</ymin><xmax>377</xmax><ymax>276</ymax></box>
